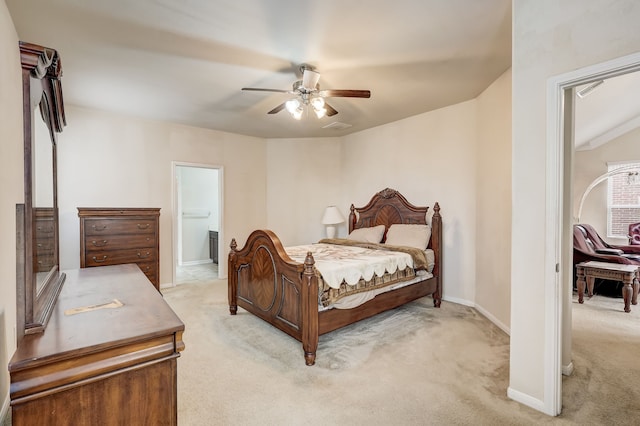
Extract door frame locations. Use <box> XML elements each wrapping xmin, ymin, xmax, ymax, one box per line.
<box><xmin>545</xmin><ymin>51</ymin><xmax>640</xmax><ymax>415</ymax></box>
<box><xmin>171</xmin><ymin>161</ymin><xmax>224</xmax><ymax>286</ymax></box>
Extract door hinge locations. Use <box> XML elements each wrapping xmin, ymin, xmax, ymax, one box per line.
<box><xmin>556</xmin><ymin>263</ymin><xmax>560</xmax><ymax>273</ymax></box>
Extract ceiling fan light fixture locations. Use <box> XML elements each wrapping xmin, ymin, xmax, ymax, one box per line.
<box><xmin>311</xmin><ymin>96</ymin><xmax>326</xmax><ymax>118</ymax></box>
<box><xmin>285</xmin><ymin>99</ymin><xmax>300</xmax><ymax>113</ymax></box>
<box><xmin>291</xmin><ymin>107</ymin><xmax>303</xmax><ymax>120</ymax></box>
<box><xmin>311</xmin><ymin>97</ymin><xmax>325</xmax><ymax>109</ymax></box>
<box><xmin>242</xmin><ymin>64</ymin><xmax>370</xmax><ymax>120</ymax></box>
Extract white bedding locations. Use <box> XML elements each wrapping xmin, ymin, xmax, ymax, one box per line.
<box><xmin>285</xmin><ymin>243</ymin><xmax>414</xmax><ymax>289</ymax></box>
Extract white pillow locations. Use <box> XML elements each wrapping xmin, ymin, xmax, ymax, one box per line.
<box><xmin>385</xmin><ymin>224</ymin><xmax>431</xmax><ymax>250</ymax></box>
<box><xmin>346</xmin><ymin>225</ymin><xmax>386</xmax><ymax>243</ymax></box>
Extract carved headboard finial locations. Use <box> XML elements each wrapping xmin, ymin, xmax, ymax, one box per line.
<box><xmin>379</xmin><ymin>188</ymin><xmax>398</xmax><ymax>199</ymax></box>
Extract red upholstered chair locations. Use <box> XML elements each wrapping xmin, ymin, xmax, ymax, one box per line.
<box><xmin>628</xmin><ymin>222</ymin><xmax>640</xmax><ymax>245</ymax></box>
<box><xmin>574</xmin><ymin>224</ymin><xmax>640</xmax><ymax>265</ymax></box>
<box><xmin>573</xmin><ymin>224</ymin><xmax>640</xmax><ymax>294</ymax></box>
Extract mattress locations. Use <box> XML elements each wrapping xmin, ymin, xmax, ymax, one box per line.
<box><xmin>285</xmin><ymin>242</ymin><xmax>434</xmax><ymax>309</ymax></box>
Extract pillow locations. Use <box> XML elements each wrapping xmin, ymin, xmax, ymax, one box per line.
<box><xmin>385</xmin><ymin>224</ymin><xmax>431</xmax><ymax>250</ymax></box>
<box><xmin>346</xmin><ymin>225</ymin><xmax>386</xmax><ymax>243</ymax></box>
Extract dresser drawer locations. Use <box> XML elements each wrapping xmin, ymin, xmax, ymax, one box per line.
<box><xmin>137</xmin><ymin>262</ymin><xmax>157</xmax><ymax>282</ymax></box>
<box><xmin>84</xmin><ymin>234</ymin><xmax>156</xmax><ymax>252</ymax></box>
<box><xmin>35</xmin><ymin>221</ymin><xmax>55</xmax><ymax>236</ymax></box>
<box><xmin>36</xmin><ymin>237</ymin><xmax>55</xmax><ymax>253</ymax></box>
<box><xmin>35</xmin><ymin>253</ymin><xmax>55</xmax><ymax>272</ymax></box>
<box><xmin>85</xmin><ymin>248</ymin><xmax>157</xmax><ymax>267</ymax></box>
<box><xmin>84</xmin><ymin>219</ymin><xmax>157</xmax><ymax>236</ymax></box>
<box><xmin>79</xmin><ymin>208</ymin><xmax>160</xmax><ymax>290</ymax></box>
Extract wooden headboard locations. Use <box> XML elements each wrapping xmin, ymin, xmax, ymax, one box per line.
<box><xmin>348</xmin><ymin>188</ymin><xmax>429</xmax><ymax>231</ymax></box>
<box><xmin>348</xmin><ymin>188</ymin><xmax>442</xmax><ymax>275</ymax></box>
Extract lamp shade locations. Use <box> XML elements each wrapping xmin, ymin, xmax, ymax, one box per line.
<box><xmin>321</xmin><ymin>206</ymin><xmax>344</xmax><ymax>225</ymax></box>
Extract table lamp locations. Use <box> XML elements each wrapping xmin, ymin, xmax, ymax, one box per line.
<box><xmin>321</xmin><ymin>205</ymin><xmax>344</xmax><ymax>238</ymax></box>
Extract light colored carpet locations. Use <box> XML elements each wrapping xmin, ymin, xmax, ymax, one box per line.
<box><xmin>176</xmin><ymin>262</ymin><xmax>218</xmax><ymax>285</ymax></box>
<box><xmin>3</xmin><ymin>276</ymin><xmax>637</xmax><ymax>425</ymax></box>
<box><xmin>161</xmin><ymin>278</ymin><xmax>640</xmax><ymax>425</ymax></box>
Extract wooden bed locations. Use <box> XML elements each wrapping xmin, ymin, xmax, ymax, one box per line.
<box><xmin>228</xmin><ymin>188</ymin><xmax>442</xmax><ymax>365</ymax></box>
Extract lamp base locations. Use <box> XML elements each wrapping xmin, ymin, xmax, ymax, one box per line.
<box><xmin>326</xmin><ymin>225</ymin><xmax>337</xmax><ymax>239</ymax></box>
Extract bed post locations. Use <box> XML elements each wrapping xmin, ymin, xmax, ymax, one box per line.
<box><xmin>349</xmin><ymin>204</ymin><xmax>356</xmax><ymax>233</ymax></box>
<box><xmin>302</xmin><ymin>252</ymin><xmax>319</xmax><ymax>366</ymax></box>
<box><xmin>431</xmin><ymin>202</ymin><xmax>442</xmax><ymax>307</ymax></box>
<box><xmin>228</xmin><ymin>238</ymin><xmax>238</xmax><ymax>315</ymax></box>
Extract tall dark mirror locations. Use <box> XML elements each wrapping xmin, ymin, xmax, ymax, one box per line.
<box><xmin>16</xmin><ymin>41</ymin><xmax>66</xmax><ymax>340</ymax></box>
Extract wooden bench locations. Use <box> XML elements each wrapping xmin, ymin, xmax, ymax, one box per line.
<box><xmin>576</xmin><ymin>261</ymin><xmax>639</xmax><ymax>313</ymax></box>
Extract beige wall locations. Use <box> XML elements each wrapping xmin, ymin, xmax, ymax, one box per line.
<box><xmin>475</xmin><ymin>69</ymin><xmax>512</xmax><ymax>331</ymax></box>
<box><xmin>266</xmin><ymin>72</ymin><xmax>512</xmax><ymax>317</ymax></box>
<box><xmin>266</xmin><ymin>137</ymin><xmax>343</xmax><ymax>246</ymax></box>
<box><xmin>574</xmin><ymin>126</ymin><xmax>640</xmax><ymax>244</ymax></box>
<box><xmin>511</xmin><ymin>0</ymin><xmax>640</xmax><ymax>410</ymax></box>
<box><xmin>341</xmin><ymin>100</ymin><xmax>479</xmax><ymax>304</ymax></box>
<box><xmin>0</xmin><ymin>0</ymin><xmax>22</xmax><ymax>415</ymax></box>
<box><xmin>57</xmin><ymin>105</ymin><xmax>268</xmax><ymax>283</ymax></box>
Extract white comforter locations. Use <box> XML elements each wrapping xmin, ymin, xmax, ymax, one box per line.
<box><xmin>285</xmin><ymin>243</ymin><xmax>413</xmax><ymax>289</ymax></box>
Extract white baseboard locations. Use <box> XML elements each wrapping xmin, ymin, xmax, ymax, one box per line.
<box><xmin>1</xmin><ymin>394</ymin><xmax>9</xmax><ymax>425</ymax></box>
<box><xmin>179</xmin><ymin>259</ymin><xmax>214</xmax><ymax>266</ymax></box>
<box><xmin>562</xmin><ymin>361</ymin><xmax>574</xmax><ymax>376</ymax></box>
<box><xmin>442</xmin><ymin>295</ymin><xmax>474</xmax><ymax>307</ymax></box>
<box><xmin>474</xmin><ymin>303</ymin><xmax>511</xmax><ymax>336</ymax></box>
<box><xmin>442</xmin><ymin>296</ymin><xmax>511</xmax><ymax>336</ymax></box>
<box><xmin>507</xmin><ymin>387</ymin><xmax>548</xmax><ymax>414</ymax></box>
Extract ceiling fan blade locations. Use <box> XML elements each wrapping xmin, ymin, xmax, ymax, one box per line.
<box><xmin>267</xmin><ymin>102</ymin><xmax>286</xmax><ymax>114</ymax></box>
<box><xmin>242</xmin><ymin>87</ymin><xmax>290</xmax><ymax>93</ymax></box>
<box><xmin>325</xmin><ymin>103</ymin><xmax>338</xmax><ymax>117</ymax></box>
<box><xmin>319</xmin><ymin>89</ymin><xmax>371</xmax><ymax>98</ymax></box>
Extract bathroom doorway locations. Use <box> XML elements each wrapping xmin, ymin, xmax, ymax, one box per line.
<box><xmin>172</xmin><ymin>162</ymin><xmax>223</xmax><ymax>285</ymax></box>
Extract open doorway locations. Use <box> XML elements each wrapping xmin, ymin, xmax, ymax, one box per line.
<box><xmin>172</xmin><ymin>162</ymin><xmax>223</xmax><ymax>286</ymax></box>
<box><xmin>547</xmin><ymin>52</ymin><xmax>640</xmax><ymax>414</ymax></box>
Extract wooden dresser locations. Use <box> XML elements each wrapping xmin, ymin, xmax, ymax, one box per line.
<box><xmin>34</xmin><ymin>208</ymin><xmax>56</xmax><ymax>272</ymax></box>
<box><xmin>9</xmin><ymin>264</ymin><xmax>185</xmax><ymax>425</ymax></box>
<box><xmin>79</xmin><ymin>208</ymin><xmax>160</xmax><ymax>290</ymax></box>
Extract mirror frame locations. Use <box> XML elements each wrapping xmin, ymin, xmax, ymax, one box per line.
<box><xmin>16</xmin><ymin>41</ymin><xmax>66</xmax><ymax>340</ymax></box>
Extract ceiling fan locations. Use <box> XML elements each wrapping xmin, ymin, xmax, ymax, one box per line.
<box><xmin>242</xmin><ymin>65</ymin><xmax>371</xmax><ymax>119</ymax></box>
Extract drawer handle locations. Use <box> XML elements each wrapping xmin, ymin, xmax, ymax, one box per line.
<box><xmin>93</xmin><ymin>255</ymin><xmax>108</xmax><ymax>263</ymax></box>
<box><xmin>92</xmin><ymin>240</ymin><xmax>108</xmax><ymax>247</ymax></box>
<box><xmin>137</xmin><ymin>251</ymin><xmax>151</xmax><ymax>259</ymax></box>
<box><xmin>137</xmin><ymin>223</ymin><xmax>151</xmax><ymax>230</ymax></box>
<box><xmin>92</xmin><ymin>224</ymin><xmax>108</xmax><ymax>231</ymax></box>
<box><xmin>37</xmin><ymin>243</ymin><xmax>43</xmax><ymax>248</ymax></box>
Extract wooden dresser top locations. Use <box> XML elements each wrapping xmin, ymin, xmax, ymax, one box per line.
<box><xmin>77</xmin><ymin>207</ymin><xmax>160</xmax><ymax>217</ymax></box>
<box><xmin>9</xmin><ymin>264</ymin><xmax>184</xmax><ymax>373</ymax></box>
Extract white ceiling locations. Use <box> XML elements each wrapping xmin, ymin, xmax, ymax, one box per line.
<box><xmin>7</xmin><ymin>1</ymin><xmax>638</xmax><ymax>144</ymax></box>
<box><xmin>574</xmin><ymin>71</ymin><xmax>640</xmax><ymax>150</ymax></box>
<box><xmin>6</xmin><ymin>0</ymin><xmax>512</xmax><ymax>138</ymax></box>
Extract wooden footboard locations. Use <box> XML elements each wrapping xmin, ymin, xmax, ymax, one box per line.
<box><xmin>228</xmin><ymin>230</ymin><xmax>320</xmax><ymax>365</ymax></box>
